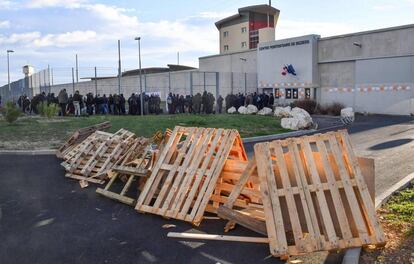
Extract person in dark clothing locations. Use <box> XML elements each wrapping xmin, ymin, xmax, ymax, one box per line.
<box><xmin>269</xmin><ymin>93</ymin><xmax>274</xmax><ymax>109</ymax></box>
<box><xmin>57</xmin><ymin>89</ymin><xmax>68</xmax><ymax>116</ymax></box>
<box><xmin>120</xmin><ymin>94</ymin><xmax>126</xmax><ymax>114</ymax></box>
<box><xmin>216</xmin><ymin>95</ymin><xmax>223</xmax><ymax>114</ymax></box>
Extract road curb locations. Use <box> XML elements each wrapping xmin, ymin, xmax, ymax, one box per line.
<box><xmin>375</xmin><ymin>171</ymin><xmax>414</xmax><ymax>209</ymax></box>
<box><xmin>243</xmin><ymin>129</ymin><xmax>317</xmax><ymax>143</ymax></box>
<box><xmin>342</xmin><ymin>171</ymin><xmax>414</xmax><ymax>264</ymax></box>
<box><xmin>0</xmin><ymin>149</ymin><xmax>57</xmax><ymax>155</ymax></box>
<box><xmin>243</xmin><ymin>124</ymin><xmax>346</xmax><ymax>144</ymax></box>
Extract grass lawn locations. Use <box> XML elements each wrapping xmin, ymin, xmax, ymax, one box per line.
<box><xmin>0</xmin><ymin>114</ymin><xmax>289</xmax><ymax>150</ymax></box>
<box><xmin>360</xmin><ymin>186</ymin><xmax>414</xmax><ymax>263</ymax></box>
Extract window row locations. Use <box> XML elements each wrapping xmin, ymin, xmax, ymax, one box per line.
<box><xmin>274</xmin><ymin>88</ymin><xmax>311</xmax><ymax>99</ymax></box>
<box><xmin>223</xmin><ymin>41</ymin><xmax>248</xmax><ymax>51</ymax></box>
<box><xmin>223</xmin><ymin>27</ymin><xmax>247</xmax><ymax>37</ymax></box>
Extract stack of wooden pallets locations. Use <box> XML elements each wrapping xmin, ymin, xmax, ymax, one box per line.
<box><xmin>214</xmin><ymin>130</ymin><xmax>386</xmax><ymax>258</ymax></box>
<box><xmin>56</xmin><ymin>121</ymin><xmax>111</xmax><ymax>158</ymax></box>
<box><xmin>60</xmin><ymin>128</ymin><xmax>141</xmax><ymax>185</ymax></box>
<box><xmin>135</xmin><ymin>126</ymin><xmax>248</xmax><ymax>225</ymax></box>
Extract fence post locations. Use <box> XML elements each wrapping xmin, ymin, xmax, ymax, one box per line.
<box><xmin>168</xmin><ymin>71</ymin><xmax>171</xmax><ymax>93</ymax></box>
<box><xmin>144</xmin><ymin>72</ymin><xmax>147</xmax><ymax>93</ymax></box>
<box><xmin>231</xmin><ymin>72</ymin><xmax>234</xmax><ymax>94</ymax></box>
<box><xmin>244</xmin><ymin>72</ymin><xmax>247</xmax><ymax>94</ymax></box>
<box><xmin>203</xmin><ymin>72</ymin><xmax>206</xmax><ymax>92</ymax></box>
<box><xmin>71</xmin><ymin>67</ymin><xmax>75</xmax><ymax>95</ymax></box>
<box><xmin>215</xmin><ymin>72</ymin><xmax>219</xmax><ymax>98</ymax></box>
<box><xmin>190</xmin><ymin>71</ymin><xmax>193</xmax><ymax>96</ymax></box>
<box><xmin>94</xmin><ymin>67</ymin><xmax>98</xmax><ymax>95</ymax></box>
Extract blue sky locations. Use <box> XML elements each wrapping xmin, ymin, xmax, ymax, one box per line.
<box><xmin>1</xmin><ymin>0</ymin><xmax>414</xmax><ymax>85</ymax></box>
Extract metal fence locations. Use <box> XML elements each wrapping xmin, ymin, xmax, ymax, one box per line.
<box><xmin>0</xmin><ymin>67</ymin><xmax>258</xmax><ymax>103</ymax></box>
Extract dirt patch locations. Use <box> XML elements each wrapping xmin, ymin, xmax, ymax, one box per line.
<box><xmin>360</xmin><ymin>187</ymin><xmax>414</xmax><ymax>263</ymax></box>
<box><xmin>36</xmin><ymin>118</ymin><xmax>70</xmax><ymax>123</ymax></box>
<box><xmin>0</xmin><ymin>140</ymin><xmax>61</xmax><ymax>150</ymax></box>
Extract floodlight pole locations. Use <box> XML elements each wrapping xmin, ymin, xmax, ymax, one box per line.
<box><xmin>7</xmin><ymin>49</ymin><xmax>14</xmax><ymax>92</ymax></box>
<box><xmin>135</xmin><ymin>36</ymin><xmax>144</xmax><ymax>116</ymax></box>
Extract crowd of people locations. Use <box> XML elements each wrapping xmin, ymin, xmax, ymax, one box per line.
<box><xmin>11</xmin><ymin>89</ymin><xmax>277</xmax><ymax>117</ymax></box>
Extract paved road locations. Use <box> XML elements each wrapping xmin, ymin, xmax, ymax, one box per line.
<box><xmin>1</xmin><ymin>115</ymin><xmax>411</xmax><ymax>264</ymax></box>
<box><xmin>347</xmin><ymin>115</ymin><xmax>414</xmax><ymax>196</ymax></box>
<box><xmin>0</xmin><ymin>154</ymin><xmax>345</xmax><ymax>264</ymax></box>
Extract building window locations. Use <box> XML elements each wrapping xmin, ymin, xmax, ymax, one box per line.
<box><xmin>293</xmin><ymin>88</ymin><xmax>298</xmax><ymax>99</ymax></box>
<box><xmin>224</xmin><ymin>45</ymin><xmax>229</xmax><ymax>51</ymax></box>
<box><xmin>285</xmin><ymin>88</ymin><xmax>292</xmax><ymax>99</ymax></box>
<box><xmin>241</xmin><ymin>42</ymin><xmax>247</xmax><ymax>48</ymax></box>
<box><xmin>275</xmin><ymin>88</ymin><xmax>280</xmax><ymax>99</ymax></box>
<box><xmin>223</xmin><ymin>31</ymin><xmax>229</xmax><ymax>37</ymax></box>
<box><xmin>241</xmin><ymin>27</ymin><xmax>247</xmax><ymax>33</ymax></box>
<box><xmin>305</xmin><ymin>88</ymin><xmax>311</xmax><ymax>99</ymax></box>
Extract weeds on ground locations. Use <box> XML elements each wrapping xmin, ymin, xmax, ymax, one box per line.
<box><xmin>0</xmin><ymin>101</ymin><xmax>21</xmax><ymax>124</ymax></box>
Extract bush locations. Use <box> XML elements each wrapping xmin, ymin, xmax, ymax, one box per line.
<box><xmin>38</xmin><ymin>102</ymin><xmax>59</xmax><ymax>118</ymax></box>
<box><xmin>1</xmin><ymin>101</ymin><xmax>21</xmax><ymax>124</ymax></box>
<box><xmin>316</xmin><ymin>102</ymin><xmax>345</xmax><ymax>116</ymax></box>
<box><xmin>290</xmin><ymin>99</ymin><xmax>317</xmax><ymax>114</ymax></box>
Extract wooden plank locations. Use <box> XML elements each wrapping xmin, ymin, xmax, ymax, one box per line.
<box><xmin>174</xmin><ymin>128</ymin><xmax>225</xmax><ymax>219</ymax></box>
<box><xmin>315</xmin><ymin>137</ymin><xmax>353</xmax><ymax>241</ymax></box>
<box><xmin>254</xmin><ymin>142</ymin><xmax>286</xmax><ymax>257</ymax></box>
<box><xmin>217</xmin><ymin>206</ymin><xmax>267</xmax><ymax>236</ymax></box>
<box><xmin>339</xmin><ymin>131</ymin><xmax>386</xmax><ymax>243</ymax></box>
<box><xmin>167</xmin><ymin>232</ymin><xmax>269</xmax><ymax>244</ymax></box>
<box><xmin>135</xmin><ymin>127</ymin><xmax>180</xmax><ymax>209</ymax></box>
<box><xmin>159</xmin><ymin>128</ymin><xmax>211</xmax><ymax>216</ymax></box>
<box><xmin>301</xmin><ymin>137</ymin><xmax>338</xmax><ymax>249</ymax></box>
<box><xmin>327</xmin><ymin>134</ymin><xmax>371</xmax><ymax>244</ymax></box>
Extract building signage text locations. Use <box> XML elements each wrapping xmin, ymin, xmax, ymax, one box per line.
<box><xmin>259</xmin><ymin>39</ymin><xmax>310</xmax><ymax>51</ymax></box>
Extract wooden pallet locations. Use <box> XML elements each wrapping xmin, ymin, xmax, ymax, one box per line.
<box><xmin>62</xmin><ymin>129</ymin><xmax>137</xmax><ymax>184</ymax></box>
<box><xmin>56</xmin><ymin>121</ymin><xmax>111</xmax><ymax>158</ymax></box>
<box><xmin>135</xmin><ymin>126</ymin><xmax>247</xmax><ymax>225</ymax></box>
<box><xmin>96</xmin><ymin>138</ymin><xmax>153</xmax><ymax>205</ymax></box>
<box><xmin>219</xmin><ymin>130</ymin><xmax>385</xmax><ymax>258</ymax></box>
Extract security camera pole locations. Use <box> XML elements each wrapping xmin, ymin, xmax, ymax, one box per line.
<box><xmin>135</xmin><ymin>36</ymin><xmax>144</xmax><ymax>116</ymax></box>
<box><xmin>7</xmin><ymin>49</ymin><xmax>14</xmax><ymax>92</ymax></box>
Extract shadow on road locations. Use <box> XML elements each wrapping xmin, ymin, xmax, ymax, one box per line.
<box><xmin>369</xmin><ymin>138</ymin><xmax>413</xmax><ymax>150</ymax></box>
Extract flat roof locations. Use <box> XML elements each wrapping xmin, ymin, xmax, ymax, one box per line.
<box><xmin>320</xmin><ymin>23</ymin><xmax>414</xmax><ymax>41</ymax></box>
<box><xmin>215</xmin><ymin>4</ymin><xmax>280</xmax><ymax>29</ymax></box>
<box><xmin>199</xmin><ymin>49</ymin><xmax>257</xmax><ymax>60</ymax></box>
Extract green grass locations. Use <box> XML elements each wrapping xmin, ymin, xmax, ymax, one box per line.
<box><xmin>383</xmin><ymin>186</ymin><xmax>414</xmax><ymax>224</ymax></box>
<box><xmin>0</xmin><ymin>114</ymin><xmax>289</xmax><ymax>150</ymax></box>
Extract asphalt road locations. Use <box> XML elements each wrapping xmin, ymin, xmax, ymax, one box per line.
<box><xmin>347</xmin><ymin>115</ymin><xmax>414</xmax><ymax>196</ymax></box>
<box><xmin>2</xmin><ymin>114</ymin><xmax>412</xmax><ymax>264</ymax></box>
<box><xmin>0</xmin><ymin>155</ymin><xmax>280</xmax><ymax>264</ymax></box>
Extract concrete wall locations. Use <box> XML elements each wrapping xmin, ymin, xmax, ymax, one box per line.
<box><xmin>318</xmin><ymin>24</ymin><xmax>414</xmax><ymax>62</ymax></box>
<box><xmin>220</xmin><ymin>21</ymin><xmax>250</xmax><ymax>54</ymax></box>
<box><xmin>258</xmin><ymin>35</ymin><xmax>320</xmax><ymax>88</ymax></box>
<box><xmin>320</xmin><ymin>56</ymin><xmax>414</xmax><ymax>115</ymax></box>
<box><xmin>199</xmin><ymin>49</ymin><xmax>257</xmax><ymax>74</ymax></box>
<box><xmin>258</xmin><ymin>27</ymin><xmax>275</xmax><ymax>44</ymax></box>
<box><xmin>48</xmin><ymin>70</ymin><xmax>258</xmax><ymax>103</ymax></box>
<box><xmin>318</xmin><ymin>24</ymin><xmax>414</xmax><ymax>115</ymax></box>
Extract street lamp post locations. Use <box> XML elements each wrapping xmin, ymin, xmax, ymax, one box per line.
<box><xmin>7</xmin><ymin>49</ymin><xmax>14</xmax><ymax>92</ymax></box>
<box><xmin>135</xmin><ymin>37</ymin><xmax>144</xmax><ymax>116</ymax></box>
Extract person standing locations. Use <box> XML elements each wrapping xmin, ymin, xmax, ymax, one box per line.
<box><xmin>58</xmin><ymin>89</ymin><xmax>68</xmax><ymax>116</ymax></box>
<box><xmin>216</xmin><ymin>95</ymin><xmax>223</xmax><ymax>114</ymax></box>
<box><xmin>73</xmin><ymin>90</ymin><xmax>82</xmax><ymax>117</ymax></box>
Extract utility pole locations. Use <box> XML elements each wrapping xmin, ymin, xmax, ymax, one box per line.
<box><xmin>75</xmin><ymin>54</ymin><xmax>79</xmax><ymax>83</ymax></box>
<box><xmin>94</xmin><ymin>66</ymin><xmax>98</xmax><ymax>95</ymax></box>
<box><xmin>118</xmin><ymin>40</ymin><xmax>121</xmax><ymax>94</ymax></box>
<box><xmin>7</xmin><ymin>49</ymin><xmax>14</xmax><ymax>92</ymax></box>
<box><xmin>71</xmin><ymin>67</ymin><xmax>75</xmax><ymax>95</ymax></box>
<box><xmin>177</xmin><ymin>52</ymin><xmax>180</xmax><ymax>65</ymax></box>
<box><xmin>135</xmin><ymin>37</ymin><xmax>144</xmax><ymax>116</ymax></box>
